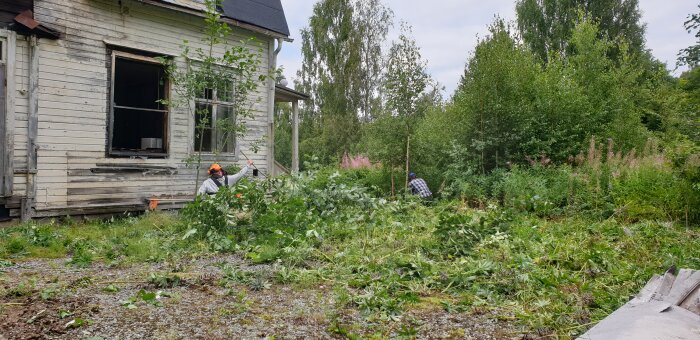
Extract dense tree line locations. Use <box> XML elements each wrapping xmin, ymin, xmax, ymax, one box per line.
<box><xmin>515</xmin><ymin>0</ymin><xmax>646</xmax><ymax>62</ymax></box>
<box><xmin>275</xmin><ymin>0</ymin><xmax>699</xmax><ymax>196</ymax></box>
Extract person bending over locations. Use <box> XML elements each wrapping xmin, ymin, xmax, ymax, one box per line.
<box><xmin>408</xmin><ymin>172</ymin><xmax>432</xmax><ymax>199</ymax></box>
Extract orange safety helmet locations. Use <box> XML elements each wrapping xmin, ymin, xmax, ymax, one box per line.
<box><xmin>208</xmin><ymin>163</ymin><xmax>223</xmax><ymax>175</ymax></box>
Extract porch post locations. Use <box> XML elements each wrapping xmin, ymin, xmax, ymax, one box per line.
<box><xmin>291</xmin><ymin>100</ymin><xmax>299</xmax><ymax>173</ymax></box>
<box><xmin>22</xmin><ymin>35</ymin><xmax>39</xmax><ymax>222</ymax></box>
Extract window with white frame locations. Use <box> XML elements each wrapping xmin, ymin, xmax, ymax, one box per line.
<box><xmin>194</xmin><ymin>81</ymin><xmax>236</xmax><ymax>153</ymax></box>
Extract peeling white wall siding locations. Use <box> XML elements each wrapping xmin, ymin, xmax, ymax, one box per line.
<box><xmin>7</xmin><ymin>33</ymin><xmax>28</xmax><ymax>210</ymax></box>
<box><xmin>8</xmin><ymin>0</ymin><xmax>272</xmax><ymax>216</ymax></box>
<box><xmin>1</xmin><ymin>30</ymin><xmax>18</xmax><ymax>200</ymax></box>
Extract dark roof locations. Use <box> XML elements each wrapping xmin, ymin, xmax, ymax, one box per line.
<box><xmin>221</xmin><ymin>0</ymin><xmax>289</xmax><ymax>36</ymax></box>
<box><xmin>275</xmin><ymin>84</ymin><xmax>310</xmax><ymax>102</ymax></box>
<box><xmin>157</xmin><ymin>0</ymin><xmax>289</xmax><ymax>37</ymax></box>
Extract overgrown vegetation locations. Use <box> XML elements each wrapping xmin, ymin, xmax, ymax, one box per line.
<box><xmin>2</xmin><ymin>156</ymin><xmax>698</xmax><ymax>336</ymax></box>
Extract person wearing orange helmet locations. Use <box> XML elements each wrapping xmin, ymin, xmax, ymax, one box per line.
<box><xmin>197</xmin><ymin>159</ymin><xmax>254</xmax><ymax>196</ymax></box>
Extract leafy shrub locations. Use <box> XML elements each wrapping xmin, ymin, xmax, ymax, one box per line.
<box><xmin>180</xmin><ymin>168</ymin><xmax>387</xmax><ymax>251</ymax></box>
<box><xmin>300</xmin><ymin>171</ymin><xmax>381</xmax><ymax>215</ymax></box>
<box><xmin>441</xmin><ymin>143</ymin><xmax>527</xmax><ymax>205</ymax></box>
<box><xmin>339</xmin><ymin>167</ymin><xmax>394</xmax><ymax>197</ymax></box>
<box><xmin>180</xmin><ymin>185</ymin><xmax>254</xmax><ymax>250</ymax></box>
<box><xmin>434</xmin><ymin>205</ymin><xmax>512</xmax><ymax>257</ymax></box>
<box><xmin>249</xmin><ymin>196</ymin><xmax>308</xmax><ymax>236</ymax></box>
<box><xmin>498</xmin><ymin>166</ymin><xmax>570</xmax><ymax>217</ymax></box>
<box><xmin>2</xmin><ymin>237</ymin><xmax>29</xmax><ymax>256</ymax></box>
<box><xmin>439</xmin><ymin>137</ymin><xmax>699</xmax><ymax>223</ymax></box>
<box><xmin>23</xmin><ymin>225</ymin><xmax>59</xmax><ymax>247</ymax></box>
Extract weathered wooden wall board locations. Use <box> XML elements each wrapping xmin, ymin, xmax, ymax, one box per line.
<box><xmin>4</xmin><ymin>0</ymin><xmax>275</xmax><ymax>218</ymax></box>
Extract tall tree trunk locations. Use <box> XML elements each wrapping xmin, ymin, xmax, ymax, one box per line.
<box><xmin>405</xmin><ymin>135</ymin><xmax>410</xmax><ymax>189</ymax></box>
<box><xmin>480</xmin><ymin>95</ymin><xmax>485</xmax><ymax>175</ymax></box>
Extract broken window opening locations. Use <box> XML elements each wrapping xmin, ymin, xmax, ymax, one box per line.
<box><xmin>194</xmin><ymin>80</ymin><xmax>236</xmax><ymax>154</ymax></box>
<box><xmin>109</xmin><ymin>51</ymin><xmax>169</xmax><ymax>157</ymax></box>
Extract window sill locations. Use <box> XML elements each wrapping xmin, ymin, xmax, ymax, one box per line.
<box><xmin>109</xmin><ymin>150</ymin><xmax>169</xmax><ymax>159</ymax></box>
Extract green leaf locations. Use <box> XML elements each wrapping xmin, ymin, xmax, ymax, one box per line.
<box><xmin>102</xmin><ymin>284</ymin><xmax>120</xmax><ymax>293</ymax></box>
<box><xmin>58</xmin><ymin>309</ymin><xmax>73</xmax><ymax>319</ymax></box>
<box><xmin>183</xmin><ymin>228</ymin><xmax>198</xmax><ymax>240</ymax></box>
<box><xmin>138</xmin><ymin>289</ymin><xmax>157</xmax><ymax>301</ymax></box>
<box><xmin>306</xmin><ymin>229</ymin><xmax>320</xmax><ymax>239</ymax></box>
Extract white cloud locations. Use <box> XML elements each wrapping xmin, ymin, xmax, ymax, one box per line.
<box><xmin>278</xmin><ymin>0</ymin><xmax>698</xmax><ymax>96</ymax></box>
<box><xmin>639</xmin><ymin>1</ymin><xmax>697</xmax><ymax>73</ymax></box>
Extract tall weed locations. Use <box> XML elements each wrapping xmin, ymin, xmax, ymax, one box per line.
<box><xmin>443</xmin><ymin>138</ymin><xmax>699</xmax><ymax>223</ymax></box>
<box><xmin>610</xmin><ymin>155</ymin><xmax>699</xmax><ymax>223</ymax></box>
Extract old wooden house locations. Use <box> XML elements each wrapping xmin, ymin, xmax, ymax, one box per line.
<box><xmin>0</xmin><ymin>0</ymin><xmax>306</xmax><ymax>221</ymax></box>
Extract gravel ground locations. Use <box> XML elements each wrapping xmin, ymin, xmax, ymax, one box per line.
<box><xmin>0</xmin><ymin>256</ymin><xmax>520</xmax><ymax>339</ymax></box>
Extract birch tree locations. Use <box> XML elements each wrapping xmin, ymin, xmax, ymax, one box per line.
<box><xmin>296</xmin><ymin>0</ymin><xmax>392</xmax><ymax>162</ymax></box>
<box><xmin>161</xmin><ymin>0</ymin><xmax>266</xmax><ymax>192</ymax></box>
<box><xmin>364</xmin><ymin>24</ymin><xmax>438</xmax><ymax>173</ymax></box>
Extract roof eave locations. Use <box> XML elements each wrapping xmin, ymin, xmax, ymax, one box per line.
<box><xmin>135</xmin><ymin>0</ymin><xmax>293</xmax><ymax>42</ymax></box>
<box><xmin>275</xmin><ymin>84</ymin><xmax>310</xmax><ymax>102</ymax></box>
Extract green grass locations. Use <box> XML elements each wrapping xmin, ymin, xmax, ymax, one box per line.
<box><xmin>0</xmin><ymin>194</ymin><xmax>698</xmax><ymax>337</ymax></box>
<box><xmin>0</xmin><ymin>213</ymin><xmax>205</xmax><ymax>265</ymax></box>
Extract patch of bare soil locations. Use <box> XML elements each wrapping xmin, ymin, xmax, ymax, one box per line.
<box><xmin>0</xmin><ymin>295</ymin><xmax>92</xmax><ymax>340</ymax></box>
<box><xmin>0</xmin><ymin>257</ymin><xmax>520</xmax><ymax>339</ymax></box>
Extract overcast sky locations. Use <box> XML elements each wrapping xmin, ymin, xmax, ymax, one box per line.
<box><xmin>277</xmin><ymin>0</ymin><xmax>698</xmax><ymax>96</ymax></box>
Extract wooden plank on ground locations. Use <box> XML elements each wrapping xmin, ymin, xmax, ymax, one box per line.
<box><xmin>666</xmin><ymin>270</ymin><xmax>700</xmax><ymax>305</ymax></box>
<box><xmin>633</xmin><ymin>274</ymin><xmax>662</xmax><ymax>303</ymax></box>
<box><xmin>651</xmin><ymin>272</ymin><xmax>677</xmax><ymax>302</ymax></box>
